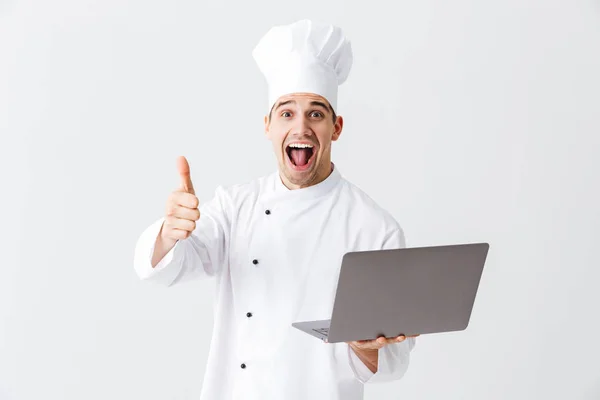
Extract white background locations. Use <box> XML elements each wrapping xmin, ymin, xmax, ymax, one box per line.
<box><xmin>1</xmin><ymin>0</ymin><xmax>599</xmax><ymax>399</ymax></box>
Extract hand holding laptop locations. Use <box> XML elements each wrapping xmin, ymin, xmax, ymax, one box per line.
<box><xmin>291</xmin><ymin>243</ymin><xmax>489</xmax><ymax>344</ymax></box>
<box><xmin>344</xmin><ymin>333</ymin><xmax>421</xmax><ymax>374</ymax></box>
<box><xmin>345</xmin><ymin>333</ymin><xmax>420</xmax><ymax>350</ymax></box>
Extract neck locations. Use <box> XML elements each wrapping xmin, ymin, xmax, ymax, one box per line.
<box><xmin>280</xmin><ymin>161</ymin><xmax>333</xmax><ymax>190</ymax></box>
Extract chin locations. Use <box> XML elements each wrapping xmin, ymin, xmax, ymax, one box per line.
<box><xmin>280</xmin><ymin>156</ymin><xmax>320</xmax><ymax>186</ymax></box>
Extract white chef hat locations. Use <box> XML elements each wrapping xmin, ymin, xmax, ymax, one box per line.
<box><xmin>252</xmin><ymin>19</ymin><xmax>353</xmax><ymax>114</ymax></box>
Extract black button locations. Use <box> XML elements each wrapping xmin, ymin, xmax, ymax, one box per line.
<box><xmin>252</xmin><ymin>259</ymin><xmax>258</xmax><ymax>265</ymax></box>
<box><xmin>246</xmin><ymin>312</ymin><xmax>252</xmax><ymax>318</ymax></box>
<box><xmin>265</xmin><ymin>209</ymin><xmax>271</xmax><ymax>215</ymax></box>
<box><xmin>240</xmin><ymin>363</ymin><xmax>246</xmax><ymax>369</ymax></box>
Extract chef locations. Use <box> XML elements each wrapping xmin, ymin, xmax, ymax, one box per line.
<box><xmin>134</xmin><ymin>19</ymin><xmax>418</xmax><ymax>400</ymax></box>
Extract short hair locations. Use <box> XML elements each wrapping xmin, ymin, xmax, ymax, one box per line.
<box><xmin>268</xmin><ymin>100</ymin><xmax>337</xmax><ymax>124</ymax></box>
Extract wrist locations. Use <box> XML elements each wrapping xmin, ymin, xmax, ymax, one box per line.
<box><xmin>350</xmin><ymin>345</ymin><xmax>378</xmax><ymax>372</ymax></box>
<box><xmin>157</xmin><ymin>224</ymin><xmax>177</xmax><ymax>249</ymax></box>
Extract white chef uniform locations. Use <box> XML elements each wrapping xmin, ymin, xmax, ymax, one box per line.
<box><xmin>133</xmin><ymin>165</ymin><xmax>416</xmax><ymax>400</ymax></box>
<box><xmin>133</xmin><ymin>19</ymin><xmax>416</xmax><ymax>400</ymax></box>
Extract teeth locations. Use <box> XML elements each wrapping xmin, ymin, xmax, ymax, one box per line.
<box><xmin>288</xmin><ymin>143</ymin><xmax>314</xmax><ymax>149</ymax></box>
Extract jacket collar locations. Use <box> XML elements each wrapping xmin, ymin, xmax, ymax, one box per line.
<box><xmin>270</xmin><ymin>162</ymin><xmax>342</xmax><ymax>202</ymax></box>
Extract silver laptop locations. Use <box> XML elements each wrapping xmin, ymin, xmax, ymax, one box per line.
<box><xmin>291</xmin><ymin>242</ymin><xmax>490</xmax><ymax>343</ymax></box>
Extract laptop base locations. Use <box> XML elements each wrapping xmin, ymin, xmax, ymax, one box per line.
<box><xmin>291</xmin><ymin>320</ymin><xmax>331</xmax><ymax>342</ymax></box>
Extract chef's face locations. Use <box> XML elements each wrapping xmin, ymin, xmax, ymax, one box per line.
<box><xmin>264</xmin><ymin>93</ymin><xmax>343</xmax><ymax>189</ymax></box>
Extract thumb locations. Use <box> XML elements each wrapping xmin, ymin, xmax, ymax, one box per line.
<box><xmin>176</xmin><ymin>155</ymin><xmax>195</xmax><ymax>195</ymax></box>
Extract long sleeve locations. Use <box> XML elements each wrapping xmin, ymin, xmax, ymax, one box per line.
<box><xmin>133</xmin><ymin>186</ymin><xmax>232</xmax><ymax>286</ymax></box>
<box><xmin>347</xmin><ymin>224</ymin><xmax>417</xmax><ymax>383</ymax></box>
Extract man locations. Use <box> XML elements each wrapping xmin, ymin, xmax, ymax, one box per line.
<box><xmin>133</xmin><ymin>19</ymin><xmax>418</xmax><ymax>400</ymax></box>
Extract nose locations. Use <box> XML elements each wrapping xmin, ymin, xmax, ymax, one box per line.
<box><xmin>291</xmin><ymin>114</ymin><xmax>313</xmax><ymax>137</ymax></box>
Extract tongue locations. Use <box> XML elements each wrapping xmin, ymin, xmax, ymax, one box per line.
<box><xmin>290</xmin><ymin>148</ymin><xmax>310</xmax><ymax>166</ymax></box>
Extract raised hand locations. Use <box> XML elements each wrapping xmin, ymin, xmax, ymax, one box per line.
<box><xmin>160</xmin><ymin>156</ymin><xmax>201</xmax><ymax>242</ymax></box>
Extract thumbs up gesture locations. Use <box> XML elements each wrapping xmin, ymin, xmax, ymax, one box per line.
<box><xmin>177</xmin><ymin>155</ymin><xmax>195</xmax><ymax>195</ymax></box>
<box><xmin>160</xmin><ymin>156</ymin><xmax>201</xmax><ymax>242</ymax></box>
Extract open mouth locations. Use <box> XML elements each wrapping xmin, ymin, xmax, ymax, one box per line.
<box><xmin>285</xmin><ymin>142</ymin><xmax>315</xmax><ymax>170</ymax></box>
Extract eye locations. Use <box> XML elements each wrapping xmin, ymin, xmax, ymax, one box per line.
<box><xmin>310</xmin><ymin>111</ymin><xmax>324</xmax><ymax>118</ymax></box>
<box><xmin>281</xmin><ymin>111</ymin><xmax>292</xmax><ymax>118</ymax></box>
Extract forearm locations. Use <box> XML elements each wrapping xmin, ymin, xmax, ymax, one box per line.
<box><xmin>350</xmin><ymin>345</ymin><xmax>378</xmax><ymax>373</ymax></box>
<box><xmin>151</xmin><ymin>225</ymin><xmax>178</xmax><ymax>268</ymax></box>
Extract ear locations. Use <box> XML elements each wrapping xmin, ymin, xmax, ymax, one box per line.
<box><xmin>331</xmin><ymin>115</ymin><xmax>344</xmax><ymax>142</ymax></box>
<box><xmin>264</xmin><ymin>115</ymin><xmax>270</xmax><ymax>139</ymax></box>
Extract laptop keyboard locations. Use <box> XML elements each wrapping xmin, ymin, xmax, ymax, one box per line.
<box><xmin>312</xmin><ymin>327</ymin><xmax>329</xmax><ymax>335</ymax></box>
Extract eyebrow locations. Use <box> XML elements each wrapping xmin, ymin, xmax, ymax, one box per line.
<box><xmin>274</xmin><ymin>99</ymin><xmax>296</xmax><ymax>112</ymax></box>
<box><xmin>274</xmin><ymin>99</ymin><xmax>330</xmax><ymax>113</ymax></box>
<box><xmin>309</xmin><ymin>101</ymin><xmax>330</xmax><ymax>113</ymax></box>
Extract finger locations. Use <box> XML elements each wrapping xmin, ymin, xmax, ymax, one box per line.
<box><xmin>167</xmin><ymin>227</ymin><xmax>192</xmax><ymax>240</ymax></box>
<box><xmin>395</xmin><ymin>335</ymin><xmax>406</xmax><ymax>343</ymax></box>
<box><xmin>377</xmin><ymin>336</ymin><xmax>402</xmax><ymax>345</ymax></box>
<box><xmin>171</xmin><ymin>204</ymin><xmax>201</xmax><ymax>221</ymax></box>
<box><xmin>358</xmin><ymin>336</ymin><xmax>386</xmax><ymax>349</ymax></box>
<box><xmin>373</xmin><ymin>336</ymin><xmax>405</xmax><ymax>346</ymax></box>
<box><xmin>351</xmin><ymin>342</ymin><xmax>377</xmax><ymax>351</ymax></box>
<box><xmin>347</xmin><ymin>340</ymin><xmax>364</xmax><ymax>347</ymax></box>
<box><xmin>177</xmin><ymin>156</ymin><xmax>195</xmax><ymax>195</ymax></box>
<box><xmin>171</xmin><ymin>191</ymin><xmax>199</xmax><ymax>210</ymax></box>
<box><xmin>348</xmin><ymin>340</ymin><xmax>374</xmax><ymax>350</ymax></box>
<box><xmin>166</xmin><ymin>216</ymin><xmax>196</xmax><ymax>233</ymax></box>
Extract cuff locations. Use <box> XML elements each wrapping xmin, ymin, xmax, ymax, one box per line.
<box><xmin>133</xmin><ymin>217</ymin><xmax>184</xmax><ymax>286</ymax></box>
<box><xmin>348</xmin><ymin>345</ymin><xmax>375</xmax><ymax>383</ymax></box>
<box><xmin>348</xmin><ymin>338</ymin><xmax>416</xmax><ymax>384</ymax></box>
